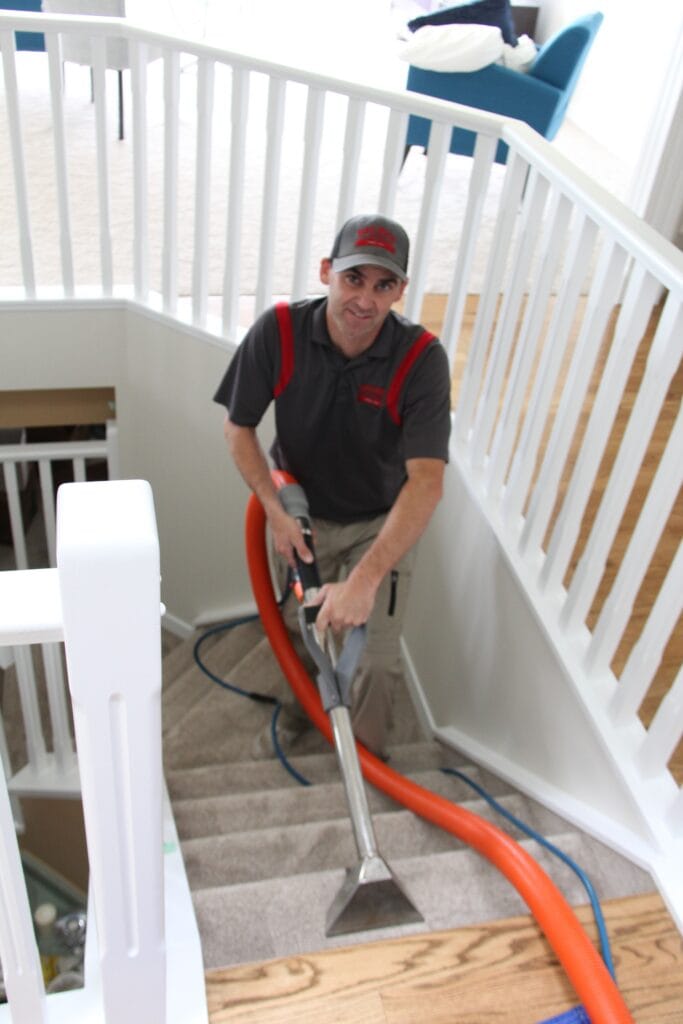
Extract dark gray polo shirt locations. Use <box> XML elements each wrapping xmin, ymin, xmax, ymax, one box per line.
<box><xmin>214</xmin><ymin>297</ymin><xmax>451</xmax><ymax>521</ymax></box>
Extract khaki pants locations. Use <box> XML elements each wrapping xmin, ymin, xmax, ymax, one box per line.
<box><xmin>275</xmin><ymin>514</ymin><xmax>416</xmax><ymax>759</ymax></box>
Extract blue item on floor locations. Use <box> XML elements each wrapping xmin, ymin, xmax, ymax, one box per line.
<box><xmin>538</xmin><ymin>1008</ymin><xmax>591</xmax><ymax>1024</ymax></box>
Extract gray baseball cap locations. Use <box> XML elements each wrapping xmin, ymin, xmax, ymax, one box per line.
<box><xmin>330</xmin><ymin>214</ymin><xmax>409</xmax><ymax>281</ymax></box>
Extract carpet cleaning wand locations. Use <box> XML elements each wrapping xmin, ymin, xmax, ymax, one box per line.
<box><xmin>273</xmin><ymin>470</ymin><xmax>423</xmax><ymax>937</ymax></box>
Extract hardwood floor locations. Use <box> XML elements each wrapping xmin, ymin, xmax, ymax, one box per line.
<box><xmin>205</xmin><ymin>892</ymin><xmax>683</xmax><ymax>1023</ymax></box>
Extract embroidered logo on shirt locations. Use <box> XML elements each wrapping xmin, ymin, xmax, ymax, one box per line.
<box><xmin>357</xmin><ymin>384</ymin><xmax>385</xmax><ymax>408</ymax></box>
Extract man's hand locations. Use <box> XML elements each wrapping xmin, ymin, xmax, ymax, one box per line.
<box><xmin>311</xmin><ymin>568</ymin><xmax>378</xmax><ymax>633</ymax></box>
<box><xmin>224</xmin><ymin>417</ymin><xmax>313</xmax><ymax>569</ymax></box>
<box><xmin>267</xmin><ymin>504</ymin><xmax>313</xmax><ymax>570</ymax></box>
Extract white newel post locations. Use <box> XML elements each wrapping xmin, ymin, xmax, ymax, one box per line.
<box><xmin>56</xmin><ymin>481</ymin><xmax>166</xmax><ymax>1024</ymax></box>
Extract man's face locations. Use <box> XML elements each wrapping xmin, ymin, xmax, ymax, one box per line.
<box><xmin>319</xmin><ymin>259</ymin><xmax>407</xmax><ymax>356</ymax></box>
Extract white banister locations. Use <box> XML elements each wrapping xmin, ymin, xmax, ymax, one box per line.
<box><xmin>0</xmin><ymin>28</ymin><xmax>35</xmax><ymax>296</ymax></box>
<box><xmin>488</xmin><ymin>189</ymin><xmax>573</xmax><ymax>500</ymax></box>
<box><xmin>519</xmin><ymin>238</ymin><xmax>629</xmax><ymax>558</ymax></box>
<box><xmin>503</xmin><ymin>211</ymin><xmax>599</xmax><ymax>522</ymax></box>
<box><xmin>454</xmin><ymin>149</ymin><xmax>528</xmax><ymax>445</ymax></box>
<box><xmin>540</xmin><ymin>264</ymin><xmax>662</xmax><ymax>596</ymax></box>
<box><xmin>0</xmin><ymin>759</ymin><xmax>46</xmax><ymax>1023</ymax></box>
<box><xmin>291</xmin><ymin>86</ymin><xmax>325</xmax><ymax>301</ymax></box>
<box><xmin>472</xmin><ymin>169</ymin><xmax>551</xmax><ymax>475</ymax></box>
<box><xmin>57</xmin><ymin>479</ymin><xmax>166</xmax><ymax>1024</ymax></box>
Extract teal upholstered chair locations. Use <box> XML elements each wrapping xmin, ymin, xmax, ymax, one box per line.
<box><xmin>404</xmin><ymin>12</ymin><xmax>604</xmax><ymax>164</ymax></box>
<box><xmin>0</xmin><ymin>0</ymin><xmax>45</xmax><ymax>51</ymax></box>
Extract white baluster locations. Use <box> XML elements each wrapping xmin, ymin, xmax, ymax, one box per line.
<box><xmin>291</xmin><ymin>86</ymin><xmax>325</xmax><ymax>302</ymax></box>
<box><xmin>636</xmin><ymin>666</ymin><xmax>683</xmax><ymax>779</ymax></box>
<box><xmin>471</xmin><ymin>169</ymin><xmax>550</xmax><ymax>475</ymax></box>
<box><xmin>14</xmin><ymin>645</ymin><xmax>48</xmax><ymax>773</ymax></box>
<box><xmin>192</xmin><ymin>57</ymin><xmax>215</xmax><ymax>328</ymax></box>
<box><xmin>378</xmin><ymin>107</ymin><xmax>408</xmax><ymax>216</ymax></box>
<box><xmin>586</xmin><ymin>402</ymin><xmax>683</xmax><ymax>675</ymax></box>
<box><xmin>0</xmin><ymin>759</ymin><xmax>46</xmax><ymax>1022</ymax></box>
<box><xmin>38</xmin><ymin>459</ymin><xmax>56</xmax><ymax>567</ymax></box>
<box><xmin>335</xmin><ymin>96</ymin><xmax>365</xmax><ymax>229</ymax></box>
<box><xmin>561</xmin><ymin>298</ymin><xmax>683</xmax><ymax>632</ymax></box>
<box><xmin>3</xmin><ymin>461</ymin><xmax>29</xmax><ymax>570</ymax></box>
<box><xmin>609</xmin><ymin>545</ymin><xmax>683</xmax><ymax>724</ymax></box>
<box><xmin>255</xmin><ymin>76</ymin><xmax>286</xmax><ymax>316</ymax></box>
<box><xmin>162</xmin><ymin>48</ymin><xmax>180</xmax><ymax>316</ymax></box>
<box><xmin>131</xmin><ymin>40</ymin><xmax>149</xmax><ymax>302</ymax></box>
<box><xmin>403</xmin><ymin>119</ymin><xmax>450</xmax><ymax>323</ymax></box>
<box><xmin>222</xmin><ymin>65</ymin><xmax>249</xmax><ymax>338</ymax></box>
<box><xmin>73</xmin><ymin>456</ymin><xmax>86</xmax><ymax>483</ymax></box>
<box><xmin>440</xmin><ymin>133</ymin><xmax>497</xmax><ymax>366</ymax></box>
<box><xmin>41</xmin><ymin>642</ymin><xmax>74</xmax><ymax>773</ymax></box>
<box><xmin>454</xmin><ymin>149</ymin><xmax>527</xmax><ymax>446</ymax></box>
<box><xmin>45</xmin><ymin>30</ymin><xmax>74</xmax><ymax>296</ymax></box>
<box><xmin>488</xmin><ymin>188</ymin><xmax>572</xmax><ymax>501</ymax></box>
<box><xmin>504</xmin><ymin>213</ymin><xmax>598</xmax><ymax>523</ymax></box>
<box><xmin>520</xmin><ymin>238</ymin><xmax>629</xmax><ymax>559</ymax></box>
<box><xmin>92</xmin><ymin>35</ymin><xmax>113</xmax><ymax>295</ymax></box>
<box><xmin>0</xmin><ymin>29</ymin><xmax>35</xmax><ymax>295</ymax></box>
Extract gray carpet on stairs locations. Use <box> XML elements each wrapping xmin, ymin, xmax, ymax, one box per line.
<box><xmin>162</xmin><ymin>623</ymin><xmax>654</xmax><ymax>971</ymax></box>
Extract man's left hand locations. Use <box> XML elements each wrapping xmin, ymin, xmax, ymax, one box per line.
<box><xmin>311</xmin><ymin>575</ymin><xmax>377</xmax><ymax>633</ymax></box>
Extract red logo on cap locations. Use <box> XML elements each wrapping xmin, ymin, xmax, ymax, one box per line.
<box><xmin>355</xmin><ymin>226</ymin><xmax>397</xmax><ymax>254</ymax></box>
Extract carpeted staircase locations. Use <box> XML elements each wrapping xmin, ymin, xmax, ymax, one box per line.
<box><xmin>161</xmin><ymin>620</ymin><xmax>655</xmax><ymax>971</ymax></box>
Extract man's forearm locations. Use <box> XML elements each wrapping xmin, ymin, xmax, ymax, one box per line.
<box><xmin>314</xmin><ymin>457</ymin><xmax>445</xmax><ymax>631</ymax></box>
<box><xmin>223</xmin><ymin>416</ymin><xmax>311</xmax><ymax>565</ymax></box>
<box><xmin>351</xmin><ymin>457</ymin><xmax>445</xmax><ymax>591</ymax></box>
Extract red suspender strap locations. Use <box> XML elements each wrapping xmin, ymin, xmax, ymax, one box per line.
<box><xmin>273</xmin><ymin>301</ymin><xmax>294</xmax><ymax>398</ymax></box>
<box><xmin>386</xmin><ymin>329</ymin><xmax>436</xmax><ymax>425</ymax></box>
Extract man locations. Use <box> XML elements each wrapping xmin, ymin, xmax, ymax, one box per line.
<box><xmin>214</xmin><ymin>213</ymin><xmax>451</xmax><ymax>759</ymax></box>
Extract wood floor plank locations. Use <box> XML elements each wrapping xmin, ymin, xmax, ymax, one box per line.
<box><xmin>205</xmin><ymin>893</ymin><xmax>682</xmax><ymax>1023</ymax></box>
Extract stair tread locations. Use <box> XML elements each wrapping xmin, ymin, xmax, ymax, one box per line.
<box><xmin>180</xmin><ymin>793</ymin><xmax>579</xmax><ymax>888</ymax></box>
<box><xmin>190</xmin><ymin>831</ymin><xmax>654</xmax><ymax>969</ymax></box>
<box><xmin>172</xmin><ymin>766</ymin><xmax>515</xmax><ymax>838</ymax></box>
<box><xmin>165</xmin><ymin>740</ymin><xmax>468</xmax><ymax>797</ymax></box>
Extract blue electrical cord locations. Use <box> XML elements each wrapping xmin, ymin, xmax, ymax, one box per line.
<box><xmin>193</xmin><ymin>616</ymin><xmax>615</xmax><ymax>985</ymax></box>
<box><xmin>440</xmin><ymin>766</ymin><xmax>616</xmax><ymax>981</ymax></box>
<box><xmin>193</xmin><ymin>612</ymin><xmax>311</xmax><ymax>787</ymax></box>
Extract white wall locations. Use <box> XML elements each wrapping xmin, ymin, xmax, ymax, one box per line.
<box><xmin>403</xmin><ymin>456</ymin><xmax>656</xmax><ymax>846</ymax></box>
<box><xmin>536</xmin><ymin>0</ymin><xmax>683</xmax><ymax>183</ymax></box>
<box><xmin>0</xmin><ymin>304</ymin><xmax>258</xmax><ymax>629</ymax></box>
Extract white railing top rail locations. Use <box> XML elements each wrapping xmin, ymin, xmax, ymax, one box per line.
<box><xmin>0</xmin><ymin>569</ymin><xmax>63</xmax><ymax>645</ymax></box>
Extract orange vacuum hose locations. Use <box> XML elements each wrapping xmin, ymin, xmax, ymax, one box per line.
<box><xmin>245</xmin><ymin>493</ymin><xmax>634</xmax><ymax>1024</ymax></box>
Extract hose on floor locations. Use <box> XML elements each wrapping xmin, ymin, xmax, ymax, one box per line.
<box><xmin>244</xmin><ymin>491</ymin><xmax>634</xmax><ymax>1024</ymax></box>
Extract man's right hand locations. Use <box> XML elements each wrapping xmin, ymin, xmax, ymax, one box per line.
<box><xmin>266</xmin><ymin>504</ymin><xmax>314</xmax><ymax>570</ymax></box>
